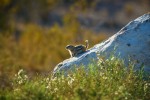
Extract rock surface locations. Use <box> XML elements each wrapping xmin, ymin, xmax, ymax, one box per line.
<box><xmin>53</xmin><ymin>13</ymin><xmax>150</xmax><ymax>75</ymax></box>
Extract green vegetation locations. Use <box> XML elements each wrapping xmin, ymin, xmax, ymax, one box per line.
<box><xmin>0</xmin><ymin>56</ymin><xmax>150</xmax><ymax>100</ymax></box>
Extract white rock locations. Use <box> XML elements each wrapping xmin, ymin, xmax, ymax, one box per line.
<box><xmin>53</xmin><ymin>13</ymin><xmax>150</xmax><ymax>75</ymax></box>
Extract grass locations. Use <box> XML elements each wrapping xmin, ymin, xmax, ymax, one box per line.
<box><xmin>0</xmin><ymin>56</ymin><xmax>150</xmax><ymax>100</ymax></box>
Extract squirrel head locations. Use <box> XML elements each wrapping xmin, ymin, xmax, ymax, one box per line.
<box><xmin>66</xmin><ymin>45</ymin><xmax>75</xmax><ymax>50</ymax></box>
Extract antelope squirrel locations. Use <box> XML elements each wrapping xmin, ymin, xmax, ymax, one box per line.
<box><xmin>66</xmin><ymin>40</ymin><xmax>89</xmax><ymax>57</ymax></box>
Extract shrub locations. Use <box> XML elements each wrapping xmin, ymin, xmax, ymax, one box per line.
<box><xmin>1</xmin><ymin>56</ymin><xmax>150</xmax><ymax>100</ymax></box>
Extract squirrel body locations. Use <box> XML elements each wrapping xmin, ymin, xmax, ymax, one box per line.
<box><xmin>66</xmin><ymin>40</ymin><xmax>89</xmax><ymax>57</ymax></box>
